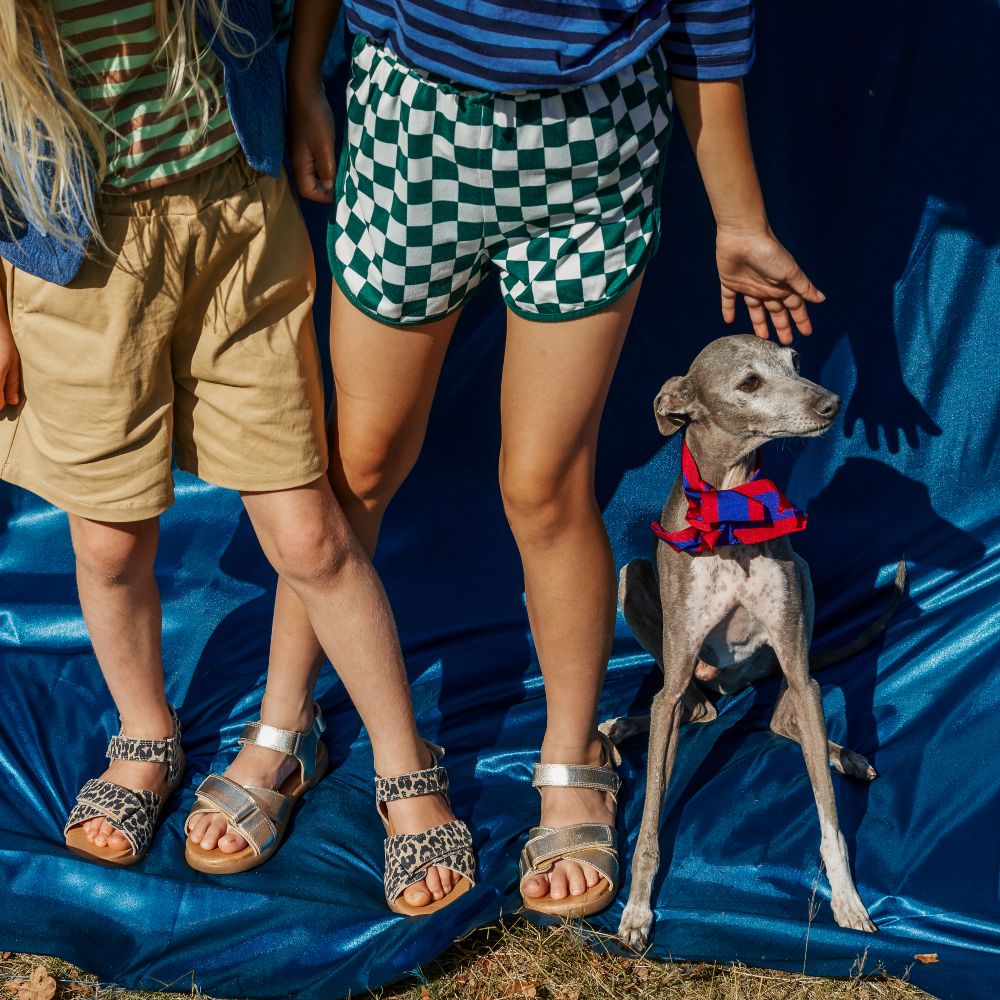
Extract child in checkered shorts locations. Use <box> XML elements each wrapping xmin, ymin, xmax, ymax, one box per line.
<box><xmin>281</xmin><ymin>0</ymin><xmax>824</xmax><ymax>914</ymax></box>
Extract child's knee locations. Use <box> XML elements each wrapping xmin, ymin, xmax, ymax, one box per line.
<box><xmin>70</xmin><ymin>517</ymin><xmax>157</xmax><ymax>584</ymax></box>
<box><xmin>333</xmin><ymin>430</ymin><xmax>421</xmax><ymax>511</ymax></box>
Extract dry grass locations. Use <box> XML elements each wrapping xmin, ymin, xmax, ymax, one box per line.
<box><xmin>0</xmin><ymin>919</ymin><xmax>932</xmax><ymax>1000</ymax></box>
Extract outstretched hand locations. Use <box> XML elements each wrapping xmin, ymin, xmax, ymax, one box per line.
<box><xmin>289</xmin><ymin>83</ymin><xmax>336</xmax><ymax>204</ymax></box>
<box><xmin>716</xmin><ymin>226</ymin><xmax>825</xmax><ymax>344</ymax></box>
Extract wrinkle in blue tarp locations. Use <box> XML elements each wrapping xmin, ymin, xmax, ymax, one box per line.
<box><xmin>1</xmin><ymin>2</ymin><xmax>998</xmax><ymax>998</ymax></box>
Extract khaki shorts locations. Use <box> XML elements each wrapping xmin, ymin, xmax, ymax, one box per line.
<box><xmin>0</xmin><ymin>154</ymin><xmax>328</xmax><ymax>521</ymax></box>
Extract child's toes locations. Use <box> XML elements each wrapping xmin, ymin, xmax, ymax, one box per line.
<box><xmin>94</xmin><ymin>819</ymin><xmax>116</xmax><ymax>847</ymax></box>
<box><xmin>186</xmin><ymin>815</ymin><xmax>208</xmax><ymax>842</ymax></box>
<box><xmin>423</xmin><ymin>866</ymin><xmax>444</xmax><ymax>901</ymax></box>
<box><xmin>436</xmin><ymin>866</ymin><xmax>454</xmax><ymax>895</ymax></box>
<box><xmin>106</xmin><ymin>828</ymin><xmax>130</xmax><ymax>851</ymax></box>
<box><xmin>218</xmin><ymin>830</ymin><xmax>247</xmax><ymax>854</ymax></box>
<box><xmin>197</xmin><ymin>815</ymin><xmax>228</xmax><ymax>850</ymax></box>
<box><xmin>402</xmin><ymin>878</ymin><xmax>432</xmax><ymax>908</ymax></box>
<box><xmin>584</xmin><ymin>866</ymin><xmax>600</xmax><ymax>889</ymax></box>
<box><xmin>566</xmin><ymin>862</ymin><xmax>588</xmax><ymax>896</ymax></box>
<box><xmin>548</xmin><ymin>868</ymin><xmax>569</xmax><ymax>900</ymax></box>
<box><xmin>522</xmin><ymin>873</ymin><xmax>550</xmax><ymax>899</ymax></box>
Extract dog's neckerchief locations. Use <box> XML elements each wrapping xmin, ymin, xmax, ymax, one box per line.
<box><xmin>651</xmin><ymin>439</ymin><xmax>807</xmax><ymax>555</ymax></box>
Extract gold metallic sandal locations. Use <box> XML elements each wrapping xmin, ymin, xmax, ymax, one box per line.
<box><xmin>64</xmin><ymin>706</ymin><xmax>185</xmax><ymax>866</ymax></box>
<box><xmin>519</xmin><ymin>733</ymin><xmax>622</xmax><ymax>917</ymax></box>
<box><xmin>184</xmin><ymin>703</ymin><xmax>327</xmax><ymax>874</ymax></box>
<box><xmin>376</xmin><ymin>741</ymin><xmax>477</xmax><ymax>916</ymax></box>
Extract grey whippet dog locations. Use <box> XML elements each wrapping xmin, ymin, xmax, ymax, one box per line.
<box><xmin>607</xmin><ymin>334</ymin><xmax>905</xmax><ymax>949</ymax></box>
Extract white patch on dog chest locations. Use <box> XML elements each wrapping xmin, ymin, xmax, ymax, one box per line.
<box><xmin>686</xmin><ymin>548</ymin><xmax>787</xmax><ymax>665</ymax></box>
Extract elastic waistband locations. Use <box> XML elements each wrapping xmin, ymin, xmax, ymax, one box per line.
<box><xmin>99</xmin><ymin>149</ymin><xmax>261</xmax><ymax>217</ymax></box>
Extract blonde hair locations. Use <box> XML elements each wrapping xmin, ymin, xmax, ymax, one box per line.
<box><xmin>0</xmin><ymin>1</ymin><xmax>255</xmax><ymax>250</ymax></box>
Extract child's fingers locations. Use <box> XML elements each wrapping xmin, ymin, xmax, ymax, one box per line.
<box><xmin>744</xmin><ymin>296</ymin><xmax>770</xmax><ymax>339</ymax></box>
<box><xmin>786</xmin><ymin>262</ymin><xmax>825</xmax><ymax>303</ymax></box>
<box><xmin>785</xmin><ymin>293</ymin><xmax>813</xmax><ymax>335</ymax></box>
<box><xmin>721</xmin><ymin>284</ymin><xmax>737</xmax><ymax>323</ymax></box>
<box><xmin>764</xmin><ymin>300</ymin><xmax>794</xmax><ymax>344</ymax></box>
<box><xmin>291</xmin><ymin>147</ymin><xmax>333</xmax><ymax>204</ymax></box>
<box><xmin>4</xmin><ymin>364</ymin><xmax>20</xmax><ymax>405</ymax></box>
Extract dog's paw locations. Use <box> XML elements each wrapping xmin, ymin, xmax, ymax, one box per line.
<box><xmin>599</xmin><ymin>715</ymin><xmax>649</xmax><ymax>745</ymax></box>
<box><xmin>831</xmin><ymin>888</ymin><xmax>877</xmax><ymax>933</ymax></box>
<box><xmin>829</xmin><ymin>743</ymin><xmax>877</xmax><ymax>783</ymax></box>
<box><xmin>618</xmin><ymin>903</ymin><xmax>654</xmax><ymax>950</ymax></box>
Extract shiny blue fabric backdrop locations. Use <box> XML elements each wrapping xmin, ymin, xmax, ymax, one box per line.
<box><xmin>1</xmin><ymin>3</ymin><xmax>997</xmax><ymax>998</ymax></box>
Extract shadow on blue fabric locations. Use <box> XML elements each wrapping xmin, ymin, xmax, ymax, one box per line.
<box><xmin>1</xmin><ymin>2</ymin><xmax>998</xmax><ymax>998</ymax></box>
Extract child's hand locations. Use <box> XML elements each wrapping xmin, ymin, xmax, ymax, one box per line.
<box><xmin>0</xmin><ymin>301</ymin><xmax>20</xmax><ymax>406</ymax></box>
<box><xmin>716</xmin><ymin>225</ymin><xmax>825</xmax><ymax>344</ymax></box>
<box><xmin>289</xmin><ymin>82</ymin><xmax>336</xmax><ymax>204</ymax></box>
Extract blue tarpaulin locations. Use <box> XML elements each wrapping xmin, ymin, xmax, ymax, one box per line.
<box><xmin>1</xmin><ymin>2</ymin><xmax>997</xmax><ymax>997</ymax></box>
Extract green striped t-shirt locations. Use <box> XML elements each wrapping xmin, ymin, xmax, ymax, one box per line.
<box><xmin>53</xmin><ymin>0</ymin><xmax>242</xmax><ymax>193</ymax></box>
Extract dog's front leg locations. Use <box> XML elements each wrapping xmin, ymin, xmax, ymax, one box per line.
<box><xmin>618</xmin><ymin>631</ymin><xmax>702</xmax><ymax>950</ymax></box>
<box><xmin>762</xmin><ymin>591</ymin><xmax>876</xmax><ymax>933</ymax></box>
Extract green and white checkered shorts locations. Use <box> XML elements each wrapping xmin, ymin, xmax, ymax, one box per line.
<box><xmin>329</xmin><ymin>36</ymin><xmax>673</xmax><ymax>325</ymax></box>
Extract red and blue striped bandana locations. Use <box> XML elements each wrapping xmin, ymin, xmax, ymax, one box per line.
<box><xmin>652</xmin><ymin>440</ymin><xmax>807</xmax><ymax>555</ymax></box>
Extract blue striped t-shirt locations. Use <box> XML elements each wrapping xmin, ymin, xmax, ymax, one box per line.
<box><xmin>343</xmin><ymin>0</ymin><xmax>755</xmax><ymax>92</ymax></box>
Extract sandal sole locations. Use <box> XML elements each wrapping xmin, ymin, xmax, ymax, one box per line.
<box><xmin>388</xmin><ymin>874</ymin><xmax>473</xmax><ymax>916</ymax></box>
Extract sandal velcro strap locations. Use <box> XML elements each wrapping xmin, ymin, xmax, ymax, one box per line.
<box><xmin>519</xmin><ymin>823</ymin><xmax>620</xmax><ymax>890</ymax></box>
<box><xmin>531</xmin><ymin>762</ymin><xmax>620</xmax><ymax>797</ymax></box>
<box><xmin>520</xmin><ymin>823</ymin><xmax>618</xmax><ymax>871</ymax></box>
<box><xmin>106</xmin><ymin>706</ymin><xmax>181</xmax><ymax>768</ymax></box>
<box><xmin>238</xmin><ymin>704</ymin><xmax>325</xmax><ymax>784</ymax></box>
<box><xmin>384</xmin><ymin>819</ymin><xmax>476</xmax><ymax>904</ymax></box>
<box><xmin>64</xmin><ymin>778</ymin><xmax>161</xmax><ymax>857</ymax></box>
<box><xmin>375</xmin><ymin>763</ymin><xmax>450</xmax><ymax>805</ymax></box>
<box><xmin>187</xmin><ymin>774</ymin><xmax>279</xmax><ymax>856</ymax></box>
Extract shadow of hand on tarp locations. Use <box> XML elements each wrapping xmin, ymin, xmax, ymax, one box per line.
<box><xmin>748</xmin><ymin>0</ymin><xmax>999</xmax><ymax>456</ymax></box>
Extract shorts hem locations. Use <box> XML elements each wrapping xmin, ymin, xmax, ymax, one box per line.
<box><xmin>0</xmin><ymin>463</ymin><xmax>171</xmax><ymax>522</ymax></box>
<box><xmin>503</xmin><ymin>250</ymin><xmax>656</xmax><ymax>324</ymax></box>
<box><xmin>175</xmin><ymin>454</ymin><xmax>329</xmax><ymax>494</ymax></box>
<box><xmin>328</xmin><ymin>234</ymin><xmax>486</xmax><ymax>328</ymax></box>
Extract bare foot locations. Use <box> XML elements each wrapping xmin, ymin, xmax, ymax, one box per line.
<box><xmin>521</xmin><ymin>738</ymin><xmax>616</xmax><ymax>902</ymax></box>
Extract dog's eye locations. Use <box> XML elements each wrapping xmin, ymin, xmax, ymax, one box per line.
<box><xmin>739</xmin><ymin>375</ymin><xmax>761</xmax><ymax>392</ymax></box>
<box><xmin>791</xmin><ymin>351</ymin><xmax>801</xmax><ymax>372</ymax></box>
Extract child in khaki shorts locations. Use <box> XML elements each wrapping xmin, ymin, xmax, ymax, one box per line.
<box><xmin>0</xmin><ymin>0</ymin><xmax>474</xmax><ymax>907</ymax></box>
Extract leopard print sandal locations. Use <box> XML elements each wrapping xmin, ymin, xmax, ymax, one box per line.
<box><xmin>376</xmin><ymin>741</ymin><xmax>477</xmax><ymax>916</ymax></box>
<box><xmin>184</xmin><ymin>702</ymin><xmax>328</xmax><ymax>875</ymax></box>
<box><xmin>64</xmin><ymin>706</ymin><xmax>185</xmax><ymax>866</ymax></box>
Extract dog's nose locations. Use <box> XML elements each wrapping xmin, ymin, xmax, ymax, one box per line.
<box><xmin>813</xmin><ymin>392</ymin><xmax>840</xmax><ymax>419</ymax></box>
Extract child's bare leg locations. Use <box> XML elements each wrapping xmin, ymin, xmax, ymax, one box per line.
<box><xmin>258</xmin><ymin>286</ymin><xmax>460</xmax><ymax>905</ymax></box>
<box><xmin>68</xmin><ymin>516</ymin><xmax>174</xmax><ymax>850</ymax></box>
<box><xmin>191</xmin><ymin>477</ymin><xmax>460</xmax><ymax>902</ymax></box>
<box><xmin>500</xmin><ymin>282</ymin><xmax>641</xmax><ymax>903</ymax></box>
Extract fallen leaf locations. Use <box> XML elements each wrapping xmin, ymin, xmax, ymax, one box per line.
<box><xmin>635</xmin><ymin>964</ymin><xmax>650</xmax><ymax>981</ymax></box>
<box><xmin>0</xmin><ymin>956</ymin><xmax>11</xmax><ymax>962</ymax></box>
<box><xmin>914</xmin><ymin>953</ymin><xmax>939</xmax><ymax>964</ymax></box>
<box><xmin>420</xmin><ymin>987</ymin><xmax>432</xmax><ymax>1000</ymax></box>
<box><xmin>511</xmin><ymin>980</ymin><xmax>538</xmax><ymax>997</ymax></box>
<box><xmin>554</xmin><ymin>989</ymin><xmax>581</xmax><ymax>1000</ymax></box>
<box><xmin>4</xmin><ymin>968</ymin><xmax>56</xmax><ymax>1000</ymax></box>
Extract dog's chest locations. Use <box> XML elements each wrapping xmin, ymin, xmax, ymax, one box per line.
<box><xmin>684</xmin><ymin>549</ymin><xmax>786</xmax><ymax>668</ymax></box>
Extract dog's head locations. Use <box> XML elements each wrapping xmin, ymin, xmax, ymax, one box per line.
<box><xmin>654</xmin><ymin>335</ymin><xmax>840</xmax><ymax>442</ymax></box>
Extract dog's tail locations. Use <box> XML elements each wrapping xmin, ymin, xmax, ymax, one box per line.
<box><xmin>810</xmin><ymin>560</ymin><xmax>908</xmax><ymax>672</ymax></box>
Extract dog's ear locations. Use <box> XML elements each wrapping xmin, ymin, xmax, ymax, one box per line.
<box><xmin>654</xmin><ymin>376</ymin><xmax>698</xmax><ymax>436</ymax></box>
